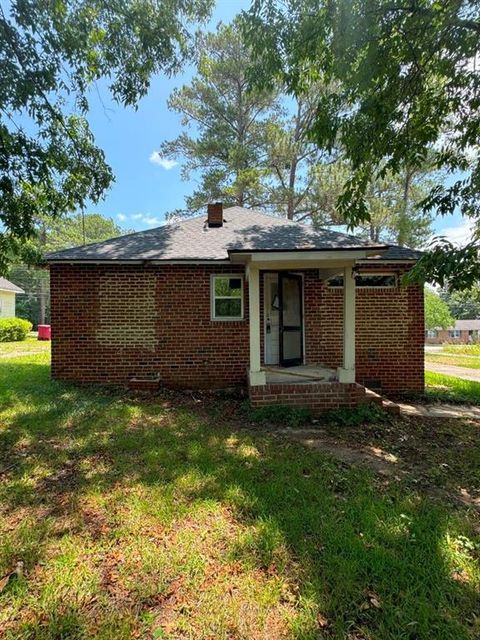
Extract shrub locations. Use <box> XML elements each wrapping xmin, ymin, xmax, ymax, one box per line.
<box><xmin>0</xmin><ymin>317</ymin><xmax>32</xmax><ymax>342</ymax></box>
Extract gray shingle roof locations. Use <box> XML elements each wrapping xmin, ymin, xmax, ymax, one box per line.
<box><xmin>0</xmin><ymin>277</ymin><xmax>24</xmax><ymax>293</ymax></box>
<box><xmin>45</xmin><ymin>206</ymin><xmax>420</xmax><ymax>263</ymax></box>
<box><xmin>378</xmin><ymin>245</ymin><xmax>423</xmax><ymax>261</ymax></box>
<box><xmin>454</xmin><ymin>319</ymin><xmax>480</xmax><ymax>331</ymax></box>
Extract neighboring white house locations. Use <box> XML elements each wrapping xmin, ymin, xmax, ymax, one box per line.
<box><xmin>0</xmin><ymin>277</ymin><xmax>24</xmax><ymax>318</ymax></box>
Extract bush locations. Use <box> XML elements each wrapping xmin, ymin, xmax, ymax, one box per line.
<box><xmin>0</xmin><ymin>317</ymin><xmax>32</xmax><ymax>342</ymax></box>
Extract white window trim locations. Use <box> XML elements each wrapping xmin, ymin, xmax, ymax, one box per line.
<box><xmin>448</xmin><ymin>329</ymin><xmax>461</xmax><ymax>338</ymax></box>
<box><xmin>210</xmin><ymin>274</ymin><xmax>244</xmax><ymax>321</ymax></box>
<box><xmin>327</xmin><ymin>272</ymin><xmax>398</xmax><ymax>289</ymax></box>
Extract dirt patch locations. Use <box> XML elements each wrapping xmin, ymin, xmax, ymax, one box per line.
<box><xmin>276</xmin><ymin>428</ymin><xmax>402</xmax><ymax>477</ymax></box>
<box><xmin>269</xmin><ymin>414</ymin><xmax>480</xmax><ymax>512</ymax></box>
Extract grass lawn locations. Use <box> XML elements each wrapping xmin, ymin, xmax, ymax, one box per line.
<box><xmin>425</xmin><ymin>354</ymin><xmax>480</xmax><ymax>370</ymax></box>
<box><xmin>0</xmin><ymin>337</ymin><xmax>51</xmax><ymax>356</ymax></box>
<box><xmin>424</xmin><ymin>371</ymin><xmax>480</xmax><ymax>404</ymax></box>
<box><xmin>443</xmin><ymin>345</ymin><xmax>480</xmax><ymax>356</ymax></box>
<box><xmin>0</xmin><ymin>344</ymin><xmax>479</xmax><ymax>639</ymax></box>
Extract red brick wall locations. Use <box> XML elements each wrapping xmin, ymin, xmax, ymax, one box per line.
<box><xmin>50</xmin><ymin>264</ymin><xmax>249</xmax><ymax>388</ymax></box>
<box><xmin>50</xmin><ymin>262</ymin><xmax>424</xmax><ymax>394</ymax></box>
<box><xmin>261</xmin><ymin>266</ymin><xmax>424</xmax><ymax>395</ymax></box>
<box><xmin>250</xmin><ymin>382</ymin><xmax>367</xmax><ymax>415</ymax></box>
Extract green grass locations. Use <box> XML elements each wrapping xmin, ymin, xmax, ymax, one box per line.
<box><xmin>425</xmin><ymin>370</ymin><xmax>480</xmax><ymax>404</ymax></box>
<box><xmin>443</xmin><ymin>344</ymin><xmax>480</xmax><ymax>356</ymax></box>
<box><xmin>0</xmin><ymin>344</ymin><xmax>479</xmax><ymax>639</ymax></box>
<box><xmin>0</xmin><ymin>336</ymin><xmax>51</xmax><ymax>355</ymax></box>
<box><xmin>425</xmin><ymin>353</ymin><xmax>480</xmax><ymax>369</ymax></box>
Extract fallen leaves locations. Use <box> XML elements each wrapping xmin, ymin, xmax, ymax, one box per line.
<box><xmin>0</xmin><ymin>560</ymin><xmax>24</xmax><ymax>592</ymax></box>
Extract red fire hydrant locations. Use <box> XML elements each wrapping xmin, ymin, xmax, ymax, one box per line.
<box><xmin>38</xmin><ymin>324</ymin><xmax>51</xmax><ymax>341</ymax></box>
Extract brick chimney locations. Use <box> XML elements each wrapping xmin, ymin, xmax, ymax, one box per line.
<box><xmin>207</xmin><ymin>202</ymin><xmax>223</xmax><ymax>227</ymax></box>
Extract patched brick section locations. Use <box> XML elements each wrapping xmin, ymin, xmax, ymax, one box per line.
<box><xmin>50</xmin><ymin>263</ymin><xmax>249</xmax><ymax>388</ymax></box>
<box><xmin>249</xmin><ymin>382</ymin><xmax>367</xmax><ymax>415</ymax></box>
<box><xmin>96</xmin><ymin>271</ymin><xmax>156</xmax><ymax>350</ymax></box>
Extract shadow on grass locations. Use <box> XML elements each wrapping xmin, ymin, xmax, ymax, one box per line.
<box><xmin>0</xmin><ymin>358</ymin><xmax>479</xmax><ymax>639</ymax></box>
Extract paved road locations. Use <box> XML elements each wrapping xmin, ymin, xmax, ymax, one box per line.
<box><xmin>425</xmin><ymin>361</ymin><xmax>480</xmax><ymax>382</ymax></box>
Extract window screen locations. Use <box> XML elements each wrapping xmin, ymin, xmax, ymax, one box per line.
<box><xmin>212</xmin><ymin>276</ymin><xmax>243</xmax><ymax>320</ymax></box>
<box><xmin>327</xmin><ymin>274</ymin><xmax>397</xmax><ymax>288</ymax></box>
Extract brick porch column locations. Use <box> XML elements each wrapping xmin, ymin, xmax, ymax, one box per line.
<box><xmin>247</xmin><ymin>265</ymin><xmax>266</xmax><ymax>386</ymax></box>
<box><xmin>337</xmin><ymin>265</ymin><xmax>356</xmax><ymax>383</ymax></box>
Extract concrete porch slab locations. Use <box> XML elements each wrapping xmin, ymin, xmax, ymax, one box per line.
<box><xmin>262</xmin><ymin>364</ymin><xmax>337</xmax><ymax>385</ymax></box>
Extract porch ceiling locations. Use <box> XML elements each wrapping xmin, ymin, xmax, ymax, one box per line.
<box><xmin>229</xmin><ymin>247</ymin><xmax>388</xmax><ymax>269</ymax></box>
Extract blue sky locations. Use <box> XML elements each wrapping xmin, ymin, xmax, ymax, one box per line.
<box><xmin>85</xmin><ymin>0</ymin><xmax>249</xmax><ymax>230</ymax></box>
<box><xmin>84</xmin><ymin>0</ymin><xmax>471</xmax><ymax>246</ymax></box>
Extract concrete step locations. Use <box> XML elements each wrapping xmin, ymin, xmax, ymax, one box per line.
<box><xmin>364</xmin><ymin>388</ymin><xmax>383</xmax><ymax>406</ymax></box>
<box><xmin>364</xmin><ymin>387</ymin><xmax>401</xmax><ymax>415</ymax></box>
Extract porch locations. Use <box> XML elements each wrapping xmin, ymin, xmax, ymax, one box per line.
<box><xmin>249</xmin><ymin>363</ymin><xmax>370</xmax><ymax>415</ymax></box>
<box><xmin>229</xmin><ymin>248</ymin><xmax>383</xmax><ymax>412</ymax></box>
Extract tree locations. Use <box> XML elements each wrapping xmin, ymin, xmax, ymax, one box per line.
<box><xmin>263</xmin><ymin>87</ymin><xmax>340</xmax><ymax>220</ymax></box>
<box><xmin>354</xmin><ymin>166</ymin><xmax>434</xmax><ymax>247</ymax></box>
<box><xmin>424</xmin><ymin>289</ymin><xmax>454</xmax><ymax>331</ymax></box>
<box><xmin>159</xmin><ymin>20</ymin><xmax>280</xmax><ymax>216</ymax></box>
<box><xmin>0</xmin><ymin>0</ymin><xmax>213</xmax><ymax>270</ymax></box>
<box><xmin>8</xmin><ymin>213</ymin><xmax>128</xmax><ymax>326</ymax></box>
<box><xmin>244</xmin><ymin>1</ymin><xmax>480</xmax><ymax>288</ymax></box>
<box><xmin>440</xmin><ymin>285</ymin><xmax>480</xmax><ymax>320</ymax></box>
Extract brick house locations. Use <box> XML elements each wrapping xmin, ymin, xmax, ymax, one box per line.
<box><xmin>46</xmin><ymin>205</ymin><xmax>424</xmax><ymax>412</ymax></box>
<box><xmin>425</xmin><ymin>319</ymin><xmax>480</xmax><ymax>345</ymax></box>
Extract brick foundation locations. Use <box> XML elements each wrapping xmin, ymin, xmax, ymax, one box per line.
<box><xmin>249</xmin><ymin>381</ymin><xmax>368</xmax><ymax>415</ymax></box>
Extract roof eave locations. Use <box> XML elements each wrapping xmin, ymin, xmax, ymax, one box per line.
<box><xmin>0</xmin><ymin>287</ymin><xmax>24</xmax><ymax>294</ymax></box>
<box><xmin>229</xmin><ymin>246</ymin><xmax>389</xmax><ymax>264</ymax></box>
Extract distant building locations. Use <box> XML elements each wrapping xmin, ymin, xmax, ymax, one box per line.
<box><xmin>0</xmin><ymin>277</ymin><xmax>24</xmax><ymax>318</ymax></box>
<box><xmin>425</xmin><ymin>319</ymin><xmax>480</xmax><ymax>344</ymax></box>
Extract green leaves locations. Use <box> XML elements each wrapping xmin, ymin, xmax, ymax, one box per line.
<box><xmin>0</xmin><ymin>0</ymin><xmax>213</xmax><ymax>268</ymax></box>
<box><xmin>424</xmin><ymin>288</ymin><xmax>454</xmax><ymax>331</ymax></box>
<box><xmin>245</xmin><ymin>0</ymin><xmax>480</xmax><ymax>287</ymax></box>
<box><xmin>159</xmin><ymin>20</ymin><xmax>280</xmax><ymax>217</ymax></box>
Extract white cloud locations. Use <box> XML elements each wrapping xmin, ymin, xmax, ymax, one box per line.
<box><xmin>436</xmin><ymin>219</ymin><xmax>475</xmax><ymax>247</ymax></box>
<box><xmin>131</xmin><ymin>213</ymin><xmax>162</xmax><ymax>225</ymax></box>
<box><xmin>141</xmin><ymin>215</ymin><xmax>162</xmax><ymax>226</ymax></box>
<box><xmin>114</xmin><ymin>212</ymin><xmax>163</xmax><ymax>227</ymax></box>
<box><xmin>149</xmin><ymin>151</ymin><xmax>178</xmax><ymax>170</ymax></box>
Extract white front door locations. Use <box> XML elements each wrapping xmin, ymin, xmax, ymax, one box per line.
<box><xmin>264</xmin><ymin>273</ymin><xmax>280</xmax><ymax>365</ymax></box>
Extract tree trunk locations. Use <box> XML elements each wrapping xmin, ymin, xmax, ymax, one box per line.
<box><xmin>397</xmin><ymin>167</ymin><xmax>414</xmax><ymax>246</ymax></box>
<box><xmin>285</xmin><ymin>100</ymin><xmax>306</xmax><ymax>220</ymax></box>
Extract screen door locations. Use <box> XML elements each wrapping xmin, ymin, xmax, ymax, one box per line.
<box><xmin>279</xmin><ymin>273</ymin><xmax>303</xmax><ymax>366</ymax></box>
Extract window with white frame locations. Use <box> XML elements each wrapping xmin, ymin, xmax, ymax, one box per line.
<box><xmin>211</xmin><ymin>275</ymin><xmax>243</xmax><ymax>320</ymax></box>
<box><xmin>448</xmin><ymin>329</ymin><xmax>461</xmax><ymax>338</ymax></box>
<box><xmin>426</xmin><ymin>329</ymin><xmax>438</xmax><ymax>338</ymax></box>
<box><xmin>327</xmin><ymin>273</ymin><xmax>397</xmax><ymax>288</ymax></box>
